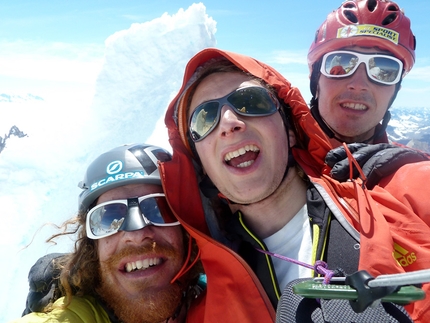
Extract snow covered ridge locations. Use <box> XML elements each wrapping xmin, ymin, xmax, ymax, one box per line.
<box><xmin>0</xmin><ymin>93</ymin><xmax>43</xmax><ymax>102</ymax></box>
<box><xmin>388</xmin><ymin>107</ymin><xmax>430</xmax><ymax>153</ymax></box>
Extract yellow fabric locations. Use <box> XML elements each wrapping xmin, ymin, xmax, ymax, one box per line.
<box><xmin>8</xmin><ymin>296</ymin><xmax>110</xmax><ymax>323</ymax></box>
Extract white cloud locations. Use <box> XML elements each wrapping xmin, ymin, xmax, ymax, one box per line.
<box><xmin>0</xmin><ymin>40</ymin><xmax>104</xmax><ymax>82</ymax></box>
<box><xmin>407</xmin><ymin>65</ymin><xmax>430</xmax><ymax>81</ymax></box>
<box><xmin>270</xmin><ymin>49</ymin><xmax>308</xmax><ymax>65</ymax></box>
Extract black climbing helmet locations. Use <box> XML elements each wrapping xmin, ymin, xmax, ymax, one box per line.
<box><xmin>78</xmin><ymin>143</ymin><xmax>172</xmax><ymax>212</ymax></box>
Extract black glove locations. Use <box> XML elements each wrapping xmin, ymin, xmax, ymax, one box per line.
<box><xmin>22</xmin><ymin>253</ymin><xmax>67</xmax><ymax>316</ymax></box>
<box><xmin>325</xmin><ymin>143</ymin><xmax>429</xmax><ymax>189</ymax></box>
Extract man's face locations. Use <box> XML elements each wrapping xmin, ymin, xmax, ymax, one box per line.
<box><xmin>96</xmin><ymin>183</ymin><xmax>185</xmax><ymax>323</ymax></box>
<box><xmin>188</xmin><ymin>72</ymin><xmax>294</xmax><ymax>204</ymax></box>
<box><xmin>317</xmin><ymin>46</ymin><xmax>397</xmax><ymax>144</ymax></box>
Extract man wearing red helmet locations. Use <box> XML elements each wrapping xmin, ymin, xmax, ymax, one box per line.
<box><xmin>307</xmin><ymin>0</ymin><xmax>415</xmax><ymax>146</ymax></box>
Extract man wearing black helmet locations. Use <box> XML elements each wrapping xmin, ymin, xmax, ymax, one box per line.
<box><xmin>12</xmin><ymin>144</ymin><xmax>202</xmax><ymax>323</ymax></box>
<box><xmin>307</xmin><ymin>0</ymin><xmax>415</xmax><ymax>146</ymax></box>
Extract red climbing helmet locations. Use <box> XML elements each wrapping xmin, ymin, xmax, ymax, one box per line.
<box><xmin>308</xmin><ymin>0</ymin><xmax>416</xmax><ymax>77</ymax></box>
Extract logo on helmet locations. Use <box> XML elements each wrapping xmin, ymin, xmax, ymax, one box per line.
<box><xmin>90</xmin><ymin>171</ymin><xmax>146</xmax><ymax>191</ymax></box>
<box><xmin>337</xmin><ymin>24</ymin><xmax>399</xmax><ymax>45</ymax></box>
<box><xmin>106</xmin><ymin>160</ymin><xmax>123</xmax><ymax>175</ymax></box>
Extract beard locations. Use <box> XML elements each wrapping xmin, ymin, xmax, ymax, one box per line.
<box><xmin>97</xmin><ymin>243</ymin><xmax>184</xmax><ymax>323</ymax></box>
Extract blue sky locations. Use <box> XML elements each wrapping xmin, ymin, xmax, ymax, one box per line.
<box><xmin>0</xmin><ymin>0</ymin><xmax>429</xmax><ymax>108</ymax></box>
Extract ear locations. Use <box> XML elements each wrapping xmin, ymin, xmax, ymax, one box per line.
<box><xmin>288</xmin><ymin>129</ymin><xmax>296</xmax><ymax>147</ymax></box>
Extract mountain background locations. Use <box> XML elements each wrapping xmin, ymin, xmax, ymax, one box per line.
<box><xmin>388</xmin><ymin>108</ymin><xmax>430</xmax><ymax>152</ymax></box>
<box><xmin>1</xmin><ymin>3</ymin><xmax>429</xmax><ymax>322</ymax></box>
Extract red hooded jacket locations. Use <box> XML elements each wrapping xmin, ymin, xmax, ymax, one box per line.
<box><xmin>160</xmin><ymin>48</ymin><xmax>430</xmax><ymax>323</ymax></box>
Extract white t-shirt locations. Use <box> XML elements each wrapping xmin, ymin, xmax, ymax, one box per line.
<box><xmin>263</xmin><ymin>204</ymin><xmax>313</xmax><ymax>291</ymax></box>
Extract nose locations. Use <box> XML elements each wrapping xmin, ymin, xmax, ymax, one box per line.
<box><xmin>346</xmin><ymin>63</ymin><xmax>370</xmax><ymax>91</ymax></box>
<box><xmin>122</xmin><ymin>225</ymin><xmax>156</xmax><ymax>245</ymax></box>
<box><xmin>217</xmin><ymin>105</ymin><xmax>246</xmax><ymax>138</ymax></box>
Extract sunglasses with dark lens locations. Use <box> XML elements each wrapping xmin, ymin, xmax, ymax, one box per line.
<box><xmin>86</xmin><ymin>193</ymin><xmax>179</xmax><ymax>240</ymax></box>
<box><xmin>320</xmin><ymin>50</ymin><xmax>403</xmax><ymax>86</ymax></box>
<box><xmin>188</xmin><ymin>86</ymin><xmax>279</xmax><ymax>142</ymax></box>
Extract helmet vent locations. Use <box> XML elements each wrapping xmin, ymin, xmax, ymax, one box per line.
<box><xmin>387</xmin><ymin>4</ymin><xmax>399</xmax><ymax>12</ymax></box>
<box><xmin>342</xmin><ymin>2</ymin><xmax>356</xmax><ymax>9</ymax></box>
<box><xmin>367</xmin><ymin>0</ymin><xmax>377</xmax><ymax>12</ymax></box>
<box><xmin>382</xmin><ymin>13</ymin><xmax>398</xmax><ymax>25</ymax></box>
<box><xmin>344</xmin><ymin>10</ymin><xmax>358</xmax><ymax>23</ymax></box>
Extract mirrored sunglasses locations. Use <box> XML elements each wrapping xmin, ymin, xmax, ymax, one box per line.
<box><xmin>86</xmin><ymin>193</ymin><xmax>179</xmax><ymax>239</ymax></box>
<box><xmin>188</xmin><ymin>86</ymin><xmax>279</xmax><ymax>142</ymax></box>
<box><xmin>320</xmin><ymin>50</ymin><xmax>403</xmax><ymax>85</ymax></box>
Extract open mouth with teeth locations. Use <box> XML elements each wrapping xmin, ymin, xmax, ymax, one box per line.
<box><xmin>224</xmin><ymin>144</ymin><xmax>260</xmax><ymax>168</ymax></box>
<box><xmin>125</xmin><ymin>257</ymin><xmax>162</xmax><ymax>273</ymax></box>
<box><xmin>341</xmin><ymin>103</ymin><xmax>367</xmax><ymax>111</ymax></box>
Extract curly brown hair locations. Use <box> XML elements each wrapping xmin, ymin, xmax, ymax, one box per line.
<box><xmin>44</xmin><ymin>211</ymin><xmax>100</xmax><ymax>309</ymax></box>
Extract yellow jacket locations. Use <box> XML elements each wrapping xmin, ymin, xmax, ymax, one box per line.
<box><xmin>9</xmin><ymin>296</ymin><xmax>110</xmax><ymax>323</ymax></box>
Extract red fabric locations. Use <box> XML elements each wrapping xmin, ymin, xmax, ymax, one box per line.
<box><xmin>329</xmin><ymin>65</ymin><xmax>346</xmax><ymax>75</ymax></box>
<box><xmin>160</xmin><ymin>145</ymin><xmax>275</xmax><ymax>323</ymax></box>
<box><xmin>162</xmin><ymin>48</ymin><xmax>430</xmax><ymax>323</ymax></box>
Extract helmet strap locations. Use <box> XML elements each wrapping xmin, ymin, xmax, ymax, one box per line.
<box><xmin>310</xmin><ymin>60</ymin><xmax>322</xmax><ymax>98</ymax></box>
<box><xmin>311</xmin><ymin>101</ymin><xmax>336</xmax><ymax>139</ymax></box>
<box><xmin>371</xmin><ymin>110</ymin><xmax>391</xmax><ymax>143</ymax></box>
